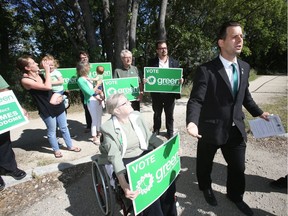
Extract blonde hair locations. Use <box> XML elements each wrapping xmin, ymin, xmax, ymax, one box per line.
<box><xmin>40</xmin><ymin>54</ymin><xmax>59</xmax><ymax>68</ymax></box>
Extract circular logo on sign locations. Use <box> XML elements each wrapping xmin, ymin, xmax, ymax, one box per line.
<box><xmin>107</xmin><ymin>87</ymin><xmax>117</xmax><ymax>95</ymax></box>
<box><xmin>146</xmin><ymin>76</ymin><xmax>156</xmax><ymax>85</ymax></box>
<box><xmin>136</xmin><ymin>173</ymin><xmax>154</xmax><ymax>195</ymax></box>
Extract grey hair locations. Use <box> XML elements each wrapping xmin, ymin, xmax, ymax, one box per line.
<box><xmin>106</xmin><ymin>93</ymin><xmax>125</xmax><ymax>115</ymax></box>
<box><xmin>120</xmin><ymin>49</ymin><xmax>132</xmax><ymax>58</ymax></box>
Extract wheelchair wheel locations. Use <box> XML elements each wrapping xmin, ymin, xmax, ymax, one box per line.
<box><xmin>92</xmin><ymin>160</ymin><xmax>115</xmax><ymax>216</ymax></box>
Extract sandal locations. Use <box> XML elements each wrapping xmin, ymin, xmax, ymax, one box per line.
<box><xmin>54</xmin><ymin>151</ymin><xmax>63</xmax><ymax>158</ymax></box>
<box><xmin>68</xmin><ymin>147</ymin><xmax>81</xmax><ymax>152</ymax></box>
<box><xmin>88</xmin><ymin>137</ymin><xmax>94</xmax><ymax>142</ymax></box>
<box><xmin>92</xmin><ymin>137</ymin><xmax>100</xmax><ymax>145</ymax></box>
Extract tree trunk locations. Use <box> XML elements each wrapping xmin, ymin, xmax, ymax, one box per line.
<box><xmin>78</xmin><ymin>0</ymin><xmax>98</xmax><ymax>62</ymax></box>
<box><xmin>69</xmin><ymin>0</ymin><xmax>87</xmax><ymax>50</ymax></box>
<box><xmin>0</xmin><ymin>6</ymin><xmax>9</xmax><ymax>79</ymax></box>
<box><xmin>47</xmin><ymin>0</ymin><xmax>79</xmax><ymax>52</ymax></box>
<box><xmin>129</xmin><ymin>0</ymin><xmax>140</xmax><ymax>52</ymax></box>
<box><xmin>101</xmin><ymin>0</ymin><xmax>113</xmax><ymax>62</ymax></box>
<box><xmin>158</xmin><ymin>0</ymin><xmax>168</xmax><ymax>40</ymax></box>
<box><xmin>114</xmin><ymin>0</ymin><xmax>128</xmax><ymax>69</ymax></box>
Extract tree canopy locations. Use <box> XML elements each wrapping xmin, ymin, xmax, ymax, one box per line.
<box><xmin>0</xmin><ymin>0</ymin><xmax>286</xmax><ymax>107</ymax></box>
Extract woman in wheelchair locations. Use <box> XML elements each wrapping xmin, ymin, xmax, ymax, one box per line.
<box><xmin>98</xmin><ymin>93</ymin><xmax>177</xmax><ymax>216</ymax></box>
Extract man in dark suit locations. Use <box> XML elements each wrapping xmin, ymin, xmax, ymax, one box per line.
<box><xmin>186</xmin><ymin>21</ymin><xmax>269</xmax><ymax>216</ymax></box>
<box><xmin>148</xmin><ymin>40</ymin><xmax>182</xmax><ymax>139</ymax></box>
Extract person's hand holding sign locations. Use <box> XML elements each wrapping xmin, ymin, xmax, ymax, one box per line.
<box><xmin>118</xmin><ymin>173</ymin><xmax>139</xmax><ymax>200</ymax></box>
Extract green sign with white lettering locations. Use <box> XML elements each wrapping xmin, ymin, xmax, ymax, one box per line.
<box><xmin>144</xmin><ymin>67</ymin><xmax>182</xmax><ymax>93</ymax></box>
<box><xmin>126</xmin><ymin>134</ymin><xmax>180</xmax><ymax>215</ymax></box>
<box><xmin>58</xmin><ymin>62</ymin><xmax>113</xmax><ymax>90</ymax></box>
<box><xmin>103</xmin><ymin>77</ymin><xmax>140</xmax><ymax>101</ymax></box>
<box><xmin>0</xmin><ymin>90</ymin><xmax>29</xmax><ymax>134</ymax></box>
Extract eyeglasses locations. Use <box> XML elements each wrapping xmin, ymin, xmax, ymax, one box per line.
<box><xmin>117</xmin><ymin>100</ymin><xmax>131</xmax><ymax>108</ymax></box>
<box><xmin>123</xmin><ymin>56</ymin><xmax>132</xmax><ymax>59</ymax></box>
<box><xmin>157</xmin><ymin>47</ymin><xmax>167</xmax><ymax>50</ymax></box>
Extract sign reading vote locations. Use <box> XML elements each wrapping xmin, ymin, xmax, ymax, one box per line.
<box><xmin>103</xmin><ymin>77</ymin><xmax>140</xmax><ymax>101</ymax></box>
<box><xmin>0</xmin><ymin>90</ymin><xmax>29</xmax><ymax>134</ymax></box>
<box><xmin>126</xmin><ymin>134</ymin><xmax>180</xmax><ymax>215</ymax></box>
<box><xmin>144</xmin><ymin>67</ymin><xmax>183</xmax><ymax>93</ymax></box>
<box><xmin>58</xmin><ymin>62</ymin><xmax>113</xmax><ymax>91</ymax></box>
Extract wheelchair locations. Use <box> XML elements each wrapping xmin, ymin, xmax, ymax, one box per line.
<box><xmin>91</xmin><ymin>157</ymin><xmax>134</xmax><ymax>216</ymax></box>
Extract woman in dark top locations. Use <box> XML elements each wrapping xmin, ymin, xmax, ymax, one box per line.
<box><xmin>17</xmin><ymin>56</ymin><xmax>81</xmax><ymax>158</ymax></box>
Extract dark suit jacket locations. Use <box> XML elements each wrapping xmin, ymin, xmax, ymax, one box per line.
<box><xmin>148</xmin><ymin>56</ymin><xmax>181</xmax><ymax>99</ymax></box>
<box><xmin>148</xmin><ymin>56</ymin><xmax>179</xmax><ymax>68</ymax></box>
<box><xmin>186</xmin><ymin>57</ymin><xmax>263</xmax><ymax>145</ymax></box>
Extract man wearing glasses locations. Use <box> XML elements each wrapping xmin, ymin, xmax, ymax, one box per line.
<box><xmin>148</xmin><ymin>40</ymin><xmax>182</xmax><ymax>139</ymax></box>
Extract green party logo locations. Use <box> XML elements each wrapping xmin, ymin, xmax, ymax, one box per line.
<box><xmin>144</xmin><ymin>67</ymin><xmax>183</xmax><ymax>93</ymax></box>
<box><xmin>146</xmin><ymin>76</ymin><xmax>180</xmax><ymax>86</ymax></box>
<box><xmin>145</xmin><ymin>76</ymin><xmax>157</xmax><ymax>85</ymax></box>
<box><xmin>136</xmin><ymin>173</ymin><xmax>154</xmax><ymax>194</ymax></box>
<box><xmin>103</xmin><ymin>77</ymin><xmax>140</xmax><ymax>101</ymax></box>
<box><xmin>106</xmin><ymin>86</ymin><xmax>138</xmax><ymax>95</ymax></box>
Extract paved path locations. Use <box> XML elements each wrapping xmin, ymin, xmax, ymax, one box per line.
<box><xmin>3</xmin><ymin>75</ymin><xmax>287</xmax><ymax>188</ymax></box>
<box><xmin>248</xmin><ymin>75</ymin><xmax>287</xmax><ymax>104</ymax></box>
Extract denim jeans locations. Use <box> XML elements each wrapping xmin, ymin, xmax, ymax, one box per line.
<box><xmin>40</xmin><ymin>111</ymin><xmax>72</xmax><ymax>151</ymax></box>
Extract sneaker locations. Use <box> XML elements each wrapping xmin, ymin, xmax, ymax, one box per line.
<box><xmin>7</xmin><ymin>168</ymin><xmax>26</xmax><ymax>180</ymax></box>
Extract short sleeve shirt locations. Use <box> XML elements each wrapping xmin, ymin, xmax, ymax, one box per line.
<box><xmin>50</xmin><ymin>69</ymin><xmax>64</xmax><ymax>92</ymax></box>
<box><xmin>114</xmin><ymin>65</ymin><xmax>142</xmax><ymax>83</ymax></box>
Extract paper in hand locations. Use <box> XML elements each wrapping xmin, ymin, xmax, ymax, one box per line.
<box><xmin>248</xmin><ymin>115</ymin><xmax>285</xmax><ymax>138</ymax></box>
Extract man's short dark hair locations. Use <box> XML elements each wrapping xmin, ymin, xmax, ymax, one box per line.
<box><xmin>155</xmin><ymin>40</ymin><xmax>167</xmax><ymax>49</ymax></box>
<box><xmin>217</xmin><ymin>21</ymin><xmax>242</xmax><ymax>40</ymax></box>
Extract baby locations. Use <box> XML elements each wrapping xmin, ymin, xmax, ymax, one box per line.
<box><xmin>40</xmin><ymin>55</ymin><xmax>65</xmax><ymax>105</ymax></box>
<box><xmin>91</xmin><ymin>65</ymin><xmax>105</xmax><ymax>103</ymax></box>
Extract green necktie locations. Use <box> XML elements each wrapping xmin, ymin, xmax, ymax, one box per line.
<box><xmin>231</xmin><ymin>63</ymin><xmax>238</xmax><ymax>97</ymax></box>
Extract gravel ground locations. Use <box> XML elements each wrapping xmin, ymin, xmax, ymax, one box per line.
<box><xmin>0</xmin><ymin>75</ymin><xmax>287</xmax><ymax>216</ymax></box>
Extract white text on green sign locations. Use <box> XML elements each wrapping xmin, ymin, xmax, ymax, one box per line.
<box><xmin>144</xmin><ymin>67</ymin><xmax>183</xmax><ymax>93</ymax></box>
<box><xmin>126</xmin><ymin>134</ymin><xmax>181</xmax><ymax>214</ymax></box>
<box><xmin>103</xmin><ymin>77</ymin><xmax>140</xmax><ymax>101</ymax></box>
<box><xmin>0</xmin><ymin>90</ymin><xmax>29</xmax><ymax>134</ymax></box>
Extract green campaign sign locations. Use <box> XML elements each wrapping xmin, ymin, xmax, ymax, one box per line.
<box><xmin>57</xmin><ymin>68</ymin><xmax>78</xmax><ymax>91</ymax></box>
<box><xmin>144</xmin><ymin>67</ymin><xmax>183</xmax><ymax>93</ymax></box>
<box><xmin>126</xmin><ymin>134</ymin><xmax>181</xmax><ymax>215</ymax></box>
<box><xmin>58</xmin><ymin>62</ymin><xmax>113</xmax><ymax>90</ymax></box>
<box><xmin>103</xmin><ymin>77</ymin><xmax>140</xmax><ymax>101</ymax></box>
<box><xmin>0</xmin><ymin>90</ymin><xmax>29</xmax><ymax>134</ymax></box>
